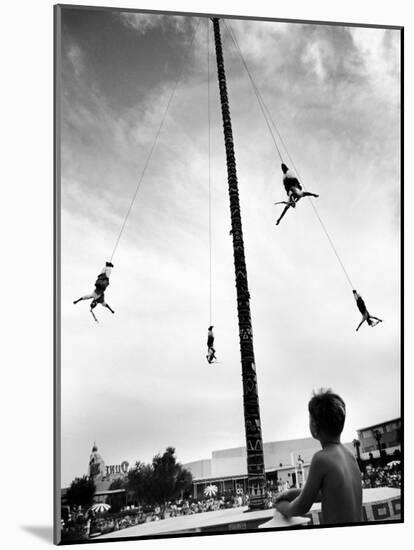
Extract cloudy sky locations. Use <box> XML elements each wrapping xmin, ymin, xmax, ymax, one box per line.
<box><xmin>59</xmin><ymin>7</ymin><xmax>401</xmax><ymax>487</ymax></box>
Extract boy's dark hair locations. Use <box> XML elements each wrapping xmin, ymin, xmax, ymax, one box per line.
<box><xmin>308</xmin><ymin>388</ymin><xmax>346</xmax><ymax>437</ymax></box>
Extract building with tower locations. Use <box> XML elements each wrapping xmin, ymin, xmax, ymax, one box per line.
<box><xmin>88</xmin><ymin>442</ymin><xmax>106</xmax><ymax>482</ymax></box>
<box><xmin>62</xmin><ymin>443</ymin><xmax>129</xmax><ymax>506</ymax></box>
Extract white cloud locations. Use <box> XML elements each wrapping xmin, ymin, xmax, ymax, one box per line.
<box><xmin>119</xmin><ymin>13</ymin><xmax>159</xmax><ymax>34</ymax></box>
<box><xmin>302</xmin><ymin>41</ymin><xmax>326</xmax><ymax>81</ymax></box>
<box><xmin>350</xmin><ymin>27</ymin><xmax>400</xmax><ymax>104</ymax></box>
<box><xmin>119</xmin><ymin>11</ymin><xmax>197</xmax><ymax>36</ymax></box>
<box><xmin>66</xmin><ymin>43</ymin><xmax>84</xmax><ymax>78</ymax></box>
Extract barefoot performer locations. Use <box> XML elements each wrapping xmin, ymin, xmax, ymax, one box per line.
<box><xmin>74</xmin><ymin>262</ymin><xmax>115</xmax><ymax>322</ymax></box>
<box><xmin>352</xmin><ymin>290</ymin><xmax>382</xmax><ymax>332</ymax></box>
<box><xmin>275</xmin><ymin>163</ymin><xmax>319</xmax><ymax>226</ymax></box>
<box><xmin>206</xmin><ymin>326</ymin><xmax>217</xmax><ymax>363</ymax></box>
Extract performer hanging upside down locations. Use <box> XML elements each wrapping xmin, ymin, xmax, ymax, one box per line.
<box><xmin>74</xmin><ymin>262</ymin><xmax>115</xmax><ymax>322</ymax></box>
<box><xmin>353</xmin><ymin>290</ymin><xmax>382</xmax><ymax>332</ymax></box>
<box><xmin>206</xmin><ymin>325</ymin><xmax>217</xmax><ymax>363</ymax></box>
<box><xmin>275</xmin><ymin>163</ymin><xmax>319</xmax><ymax>226</ymax></box>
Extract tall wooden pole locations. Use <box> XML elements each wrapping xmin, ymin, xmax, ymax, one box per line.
<box><xmin>212</xmin><ymin>17</ymin><xmax>266</xmax><ymax>510</ymax></box>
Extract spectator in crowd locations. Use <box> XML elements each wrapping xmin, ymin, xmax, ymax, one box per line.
<box><xmin>361</xmin><ymin>463</ymin><xmax>401</xmax><ymax>489</ymax></box>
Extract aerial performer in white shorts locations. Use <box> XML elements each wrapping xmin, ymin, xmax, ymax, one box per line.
<box><xmin>275</xmin><ymin>163</ymin><xmax>319</xmax><ymax>226</ymax></box>
<box><xmin>73</xmin><ymin>262</ymin><xmax>115</xmax><ymax>322</ymax></box>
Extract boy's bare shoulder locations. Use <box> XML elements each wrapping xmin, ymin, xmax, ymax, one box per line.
<box><xmin>312</xmin><ymin>446</ymin><xmax>345</xmax><ymax>466</ymax></box>
<box><xmin>315</xmin><ymin>444</ymin><xmax>358</xmax><ymax>467</ymax></box>
<box><xmin>311</xmin><ymin>449</ymin><xmax>331</xmax><ymax>466</ymax></box>
<box><xmin>341</xmin><ymin>444</ymin><xmax>356</xmax><ymax>457</ymax></box>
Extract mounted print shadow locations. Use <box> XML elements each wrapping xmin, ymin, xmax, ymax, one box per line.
<box><xmin>54</xmin><ymin>3</ymin><xmax>403</xmax><ymax>545</ymax></box>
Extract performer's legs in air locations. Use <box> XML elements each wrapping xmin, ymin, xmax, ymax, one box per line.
<box><xmin>367</xmin><ymin>316</ymin><xmax>382</xmax><ymax>327</ymax></box>
<box><xmin>206</xmin><ymin>347</ymin><xmax>216</xmax><ymax>363</ymax></box>
<box><xmin>291</xmin><ymin>187</ymin><xmax>319</xmax><ymax>201</ymax></box>
<box><xmin>90</xmin><ymin>299</ymin><xmax>99</xmax><ymax>322</ymax></box>
<box><xmin>287</xmin><ymin>189</ymin><xmax>298</xmax><ymax>207</ymax></box>
<box><xmin>104</xmin><ymin>303</ymin><xmax>115</xmax><ymax>314</ymax></box>
<box><xmin>302</xmin><ymin>191</ymin><xmax>319</xmax><ymax>198</ymax></box>
<box><xmin>74</xmin><ymin>292</ymin><xmax>98</xmax><ymax>304</ymax></box>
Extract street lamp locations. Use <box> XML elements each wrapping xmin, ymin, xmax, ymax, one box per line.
<box><xmin>352</xmin><ymin>439</ymin><xmax>363</xmax><ymax>471</ymax></box>
<box><xmin>297</xmin><ymin>455</ymin><xmax>305</xmax><ymax>485</ymax></box>
<box><xmin>373</xmin><ymin>430</ymin><xmax>383</xmax><ymax>466</ymax></box>
<box><xmin>374</xmin><ymin>430</ymin><xmax>382</xmax><ymax>451</ymax></box>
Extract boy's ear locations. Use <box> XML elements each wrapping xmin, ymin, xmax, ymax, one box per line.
<box><xmin>309</xmin><ymin>417</ymin><xmax>319</xmax><ymax>438</ymax></box>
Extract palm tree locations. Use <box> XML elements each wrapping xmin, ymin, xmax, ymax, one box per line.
<box><xmin>374</xmin><ymin>429</ymin><xmax>385</xmax><ymax>466</ymax></box>
<box><xmin>374</xmin><ymin>430</ymin><xmax>382</xmax><ymax>453</ymax></box>
<box><xmin>352</xmin><ymin>438</ymin><xmax>360</xmax><ymax>456</ymax></box>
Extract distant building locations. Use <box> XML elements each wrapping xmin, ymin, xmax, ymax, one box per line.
<box><xmin>356</xmin><ymin>418</ymin><xmax>401</xmax><ymax>460</ymax></box>
<box><xmin>184</xmin><ymin>437</ymin><xmax>355</xmax><ymax>499</ymax></box>
<box><xmin>62</xmin><ymin>443</ymin><xmax>129</xmax><ymax>506</ymax></box>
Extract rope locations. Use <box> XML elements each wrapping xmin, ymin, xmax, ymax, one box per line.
<box><xmin>223</xmin><ymin>20</ymin><xmax>284</xmax><ymax>163</ymax></box>
<box><xmin>109</xmin><ymin>20</ymin><xmax>201</xmax><ymax>262</ymax></box>
<box><xmin>266</xmin><ymin>114</ymin><xmax>355</xmax><ymax>290</ymax></box>
<box><xmin>207</xmin><ymin>19</ymin><xmax>213</xmax><ymax>326</ymax></box>
<box><xmin>224</xmin><ymin>19</ymin><xmax>355</xmax><ymax>291</ymax></box>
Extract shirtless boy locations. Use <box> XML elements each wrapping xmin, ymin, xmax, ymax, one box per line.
<box><xmin>275</xmin><ymin>389</ymin><xmax>362</xmax><ymax>524</ymax></box>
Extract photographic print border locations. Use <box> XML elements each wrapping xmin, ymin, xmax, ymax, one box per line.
<box><xmin>54</xmin><ymin>3</ymin><xmax>404</xmax><ymax>545</ymax></box>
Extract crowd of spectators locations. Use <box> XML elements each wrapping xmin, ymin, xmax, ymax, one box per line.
<box><xmin>61</xmin><ymin>507</ymin><xmax>93</xmax><ymax>541</ymax></box>
<box><xmin>61</xmin><ymin>494</ymin><xmax>251</xmax><ymax>540</ymax></box>
<box><xmin>62</xmin><ymin>462</ymin><xmax>401</xmax><ymax>541</ymax></box>
<box><xmin>361</xmin><ymin>463</ymin><xmax>401</xmax><ymax>489</ymax></box>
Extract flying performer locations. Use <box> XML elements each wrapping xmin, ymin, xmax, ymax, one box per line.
<box><xmin>206</xmin><ymin>325</ymin><xmax>217</xmax><ymax>363</ymax></box>
<box><xmin>73</xmin><ymin>261</ymin><xmax>115</xmax><ymax>322</ymax></box>
<box><xmin>275</xmin><ymin>163</ymin><xmax>319</xmax><ymax>226</ymax></box>
<box><xmin>353</xmin><ymin>290</ymin><xmax>382</xmax><ymax>332</ymax></box>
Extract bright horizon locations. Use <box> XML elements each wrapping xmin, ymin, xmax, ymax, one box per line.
<box><xmin>63</xmin><ymin>420</ymin><xmax>400</xmax><ymax>487</ymax></box>
<box><xmin>59</xmin><ymin>8</ymin><xmax>401</xmax><ymax>488</ymax></box>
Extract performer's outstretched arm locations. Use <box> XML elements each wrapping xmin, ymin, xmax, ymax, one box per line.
<box><xmin>356</xmin><ymin>319</ymin><xmax>365</xmax><ymax>332</ymax></box>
